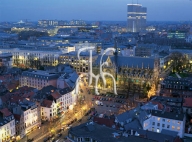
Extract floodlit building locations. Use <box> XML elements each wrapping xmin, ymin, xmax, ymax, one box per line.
<box><xmin>13</xmin><ymin>100</ymin><xmax>40</xmax><ymax>138</ymax></box>
<box><xmin>149</xmin><ymin>110</ymin><xmax>185</xmax><ymax>138</ymax></box>
<box><xmin>127</xmin><ymin>4</ymin><xmax>147</xmax><ymax>32</ymax></box>
<box><xmin>0</xmin><ymin>108</ymin><xmax>15</xmax><ymax>142</ymax></box>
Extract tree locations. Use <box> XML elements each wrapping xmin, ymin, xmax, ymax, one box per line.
<box><xmin>28</xmin><ymin>54</ymin><xmax>41</xmax><ymax>69</ymax></box>
<box><xmin>18</xmin><ymin>30</ymin><xmax>49</xmax><ymax>40</ymax></box>
<box><xmin>170</xmin><ymin>51</ymin><xmax>188</xmax><ymax>73</ymax></box>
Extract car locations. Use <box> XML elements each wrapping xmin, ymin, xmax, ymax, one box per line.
<box><xmin>43</xmin><ymin>138</ymin><xmax>48</xmax><ymax>142</ymax></box>
<box><xmin>57</xmin><ymin>133</ymin><xmax>62</xmax><ymax>138</ymax></box>
<box><xmin>106</xmin><ymin>104</ymin><xmax>108</xmax><ymax>107</ymax></box>
<box><xmin>52</xmin><ymin>137</ymin><xmax>56</xmax><ymax>142</ymax></box>
<box><xmin>110</xmin><ymin>104</ymin><xmax>113</xmax><ymax>107</ymax></box>
<box><xmin>113</xmin><ymin>105</ymin><xmax>116</xmax><ymax>108</ymax></box>
<box><xmin>100</xmin><ymin>103</ymin><xmax>104</xmax><ymax>106</ymax></box>
<box><xmin>78</xmin><ymin>119</ymin><xmax>82</xmax><ymax>122</ymax></box>
<box><xmin>27</xmin><ymin>138</ymin><xmax>34</xmax><ymax>142</ymax></box>
<box><xmin>66</xmin><ymin>126</ymin><xmax>71</xmax><ymax>130</ymax></box>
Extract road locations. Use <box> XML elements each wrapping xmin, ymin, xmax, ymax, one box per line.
<box><xmin>20</xmin><ymin>77</ymin><xmax>92</xmax><ymax>142</ymax></box>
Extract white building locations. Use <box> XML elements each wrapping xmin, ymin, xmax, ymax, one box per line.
<box><xmin>40</xmin><ymin>87</ymin><xmax>77</xmax><ymax>121</ymax></box>
<box><xmin>120</xmin><ymin>46</ymin><xmax>136</xmax><ymax>57</ymax></box>
<box><xmin>13</xmin><ymin>100</ymin><xmax>40</xmax><ymax>137</ymax></box>
<box><xmin>0</xmin><ymin>108</ymin><xmax>15</xmax><ymax>142</ymax></box>
<box><xmin>149</xmin><ymin>110</ymin><xmax>185</xmax><ymax>138</ymax></box>
<box><xmin>0</xmin><ymin>44</ymin><xmax>74</xmax><ymax>68</ymax></box>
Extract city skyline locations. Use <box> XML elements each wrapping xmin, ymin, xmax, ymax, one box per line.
<box><xmin>0</xmin><ymin>0</ymin><xmax>192</xmax><ymax>22</ymax></box>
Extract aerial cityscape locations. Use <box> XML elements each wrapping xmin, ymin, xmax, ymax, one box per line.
<box><xmin>0</xmin><ymin>0</ymin><xmax>192</xmax><ymax>142</ymax></box>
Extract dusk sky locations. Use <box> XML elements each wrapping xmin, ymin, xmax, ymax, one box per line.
<box><xmin>0</xmin><ymin>0</ymin><xmax>192</xmax><ymax>22</ymax></box>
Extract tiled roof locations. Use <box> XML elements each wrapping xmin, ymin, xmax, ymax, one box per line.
<box><xmin>41</xmin><ymin>99</ymin><xmax>53</xmax><ymax>108</ymax></box>
<box><xmin>0</xmin><ymin>108</ymin><xmax>12</xmax><ymax>117</ymax></box>
<box><xmin>51</xmin><ymin>91</ymin><xmax>61</xmax><ymax>100</ymax></box>
<box><xmin>183</xmin><ymin>98</ymin><xmax>192</xmax><ymax>108</ymax></box>
<box><xmin>95</xmin><ymin>55</ymin><xmax>155</xmax><ymax>69</ymax></box>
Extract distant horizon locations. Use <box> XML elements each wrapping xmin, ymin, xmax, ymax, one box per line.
<box><xmin>1</xmin><ymin>19</ymin><xmax>192</xmax><ymax>24</ymax></box>
<box><xmin>0</xmin><ymin>0</ymin><xmax>192</xmax><ymax>22</ymax></box>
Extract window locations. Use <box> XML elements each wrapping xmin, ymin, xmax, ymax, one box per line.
<box><xmin>167</xmin><ymin>125</ymin><xmax>170</xmax><ymax>128</ymax></box>
<box><xmin>158</xmin><ymin>118</ymin><xmax>160</xmax><ymax>121</ymax></box>
<box><xmin>162</xmin><ymin>119</ymin><xmax>165</xmax><ymax>122</ymax></box>
<box><xmin>157</xmin><ymin>123</ymin><xmax>160</xmax><ymax>126</ymax></box>
<box><xmin>157</xmin><ymin>128</ymin><xmax>160</xmax><ymax>133</ymax></box>
<box><xmin>172</xmin><ymin>126</ymin><xmax>175</xmax><ymax>129</ymax></box>
<box><xmin>177</xmin><ymin>127</ymin><xmax>180</xmax><ymax>130</ymax></box>
<box><xmin>178</xmin><ymin>122</ymin><xmax>181</xmax><ymax>125</ymax></box>
<box><xmin>162</xmin><ymin>124</ymin><xmax>165</xmax><ymax>127</ymax></box>
<box><xmin>152</xmin><ymin>122</ymin><xmax>155</xmax><ymax>125</ymax></box>
<box><xmin>167</xmin><ymin>119</ymin><xmax>170</xmax><ymax>122</ymax></box>
<box><xmin>152</xmin><ymin>127</ymin><xmax>154</xmax><ymax>132</ymax></box>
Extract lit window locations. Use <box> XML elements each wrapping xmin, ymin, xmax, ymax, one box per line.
<box><xmin>157</xmin><ymin>128</ymin><xmax>160</xmax><ymax>133</ymax></box>
<box><xmin>167</xmin><ymin>119</ymin><xmax>170</xmax><ymax>122</ymax></box>
<box><xmin>177</xmin><ymin>127</ymin><xmax>180</xmax><ymax>130</ymax></box>
<box><xmin>158</xmin><ymin>118</ymin><xmax>160</xmax><ymax>121</ymax></box>
<box><xmin>178</xmin><ymin>122</ymin><xmax>181</xmax><ymax>125</ymax></box>
<box><xmin>172</xmin><ymin>126</ymin><xmax>175</xmax><ymax>129</ymax></box>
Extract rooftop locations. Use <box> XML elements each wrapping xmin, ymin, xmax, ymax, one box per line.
<box><xmin>69</xmin><ymin>122</ymin><xmax>155</xmax><ymax>142</ymax></box>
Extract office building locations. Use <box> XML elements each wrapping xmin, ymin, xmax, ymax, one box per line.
<box><xmin>127</xmin><ymin>4</ymin><xmax>147</xmax><ymax>32</ymax></box>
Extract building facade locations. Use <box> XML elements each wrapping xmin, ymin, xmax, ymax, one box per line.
<box><xmin>127</xmin><ymin>4</ymin><xmax>147</xmax><ymax>32</ymax></box>
<box><xmin>19</xmin><ymin>70</ymin><xmax>59</xmax><ymax>90</ymax></box>
<box><xmin>93</xmin><ymin>55</ymin><xmax>159</xmax><ymax>94</ymax></box>
<box><xmin>0</xmin><ymin>108</ymin><xmax>15</xmax><ymax>142</ymax></box>
<box><xmin>149</xmin><ymin>110</ymin><xmax>185</xmax><ymax>138</ymax></box>
<box><xmin>13</xmin><ymin>101</ymin><xmax>40</xmax><ymax>138</ymax></box>
<box><xmin>59</xmin><ymin>51</ymin><xmax>98</xmax><ymax>73</ymax></box>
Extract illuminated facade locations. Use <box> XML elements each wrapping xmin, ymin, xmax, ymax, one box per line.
<box><xmin>19</xmin><ymin>70</ymin><xmax>59</xmax><ymax>90</ymax></box>
<box><xmin>59</xmin><ymin>51</ymin><xmax>98</xmax><ymax>73</ymax></box>
<box><xmin>37</xmin><ymin>87</ymin><xmax>77</xmax><ymax>121</ymax></box>
<box><xmin>0</xmin><ymin>45</ymin><xmax>68</xmax><ymax>68</ymax></box>
<box><xmin>149</xmin><ymin>110</ymin><xmax>185</xmax><ymax>138</ymax></box>
<box><xmin>127</xmin><ymin>4</ymin><xmax>147</xmax><ymax>32</ymax></box>
<box><xmin>0</xmin><ymin>108</ymin><xmax>15</xmax><ymax>142</ymax></box>
<box><xmin>93</xmin><ymin>55</ymin><xmax>159</xmax><ymax>94</ymax></box>
<box><xmin>13</xmin><ymin>101</ymin><xmax>40</xmax><ymax>138</ymax></box>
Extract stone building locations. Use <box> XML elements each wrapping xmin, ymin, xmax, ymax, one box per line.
<box><xmin>92</xmin><ymin>55</ymin><xmax>159</xmax><ymax>95</ymax></box>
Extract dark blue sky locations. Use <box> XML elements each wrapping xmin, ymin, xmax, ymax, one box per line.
<box><xmin>0</xmin><ymin>0</ymin><xmax>192</xmax><ymax>22</ymax></box>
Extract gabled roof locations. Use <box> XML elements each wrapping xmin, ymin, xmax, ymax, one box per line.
<box><xmin>95</xmin><ymin>55</ymin><xmax>155</xmax><ymax>69</ymax></box>
<box><xmin>124</xmin><ymin>119</ymin><xmax>142</xmax><ymax>130</ymax></box>
<box><xmin>41</xmin><ymin>99</ymin><xmax>53</xmax><ymax>108</ymax></box>
<box><xmin>51</xmin><ymin>91</ymin><xmax>61</xmax><ymax>100</ymax></box>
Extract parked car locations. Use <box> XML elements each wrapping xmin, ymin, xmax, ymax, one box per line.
<box><xmin>57</xmin><ymin>133</ymin><xmax>62</xmax><ymax>138</ymax></box>
<box><xmin>43</xmin><ymin>138</ymin><xmax>48</xmax><ymax>142</ymax></box>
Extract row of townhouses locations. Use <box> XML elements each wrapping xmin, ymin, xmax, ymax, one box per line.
<box><xmin>0</xmin><ymin>64</ymin><xmax>79</xmax><ymax>142</ymax></box>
